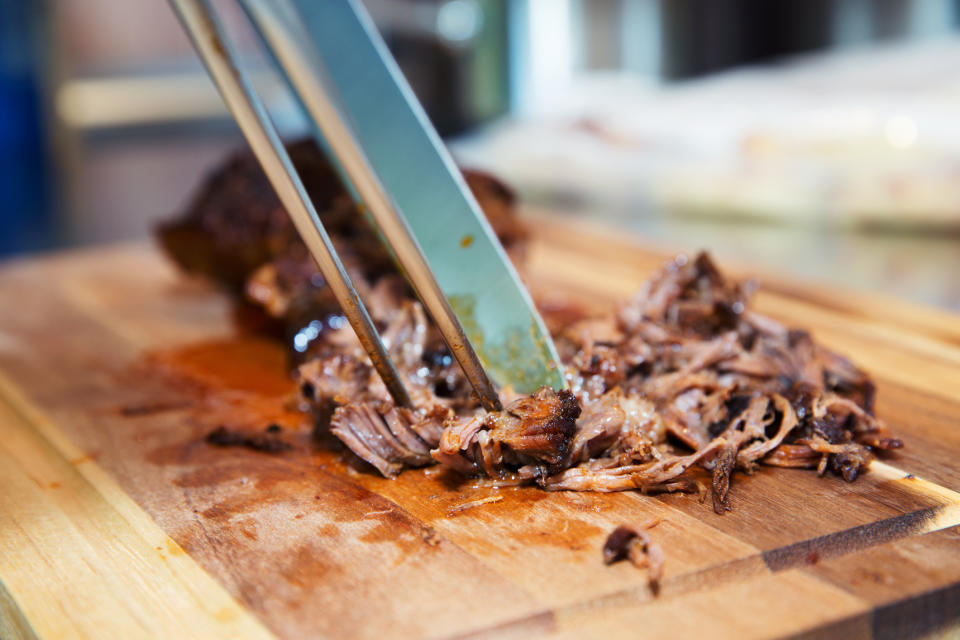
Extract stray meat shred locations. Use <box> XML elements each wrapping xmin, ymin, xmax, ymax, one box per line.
<box><xmin>160</xmin><ymin>139</ymin><xmax>902</xmax><ymax>516</ymax></box>
<box><xmin>603</xmin><ymin>523</ymin><xmax>664</xmax><ymax>591</ymax></box>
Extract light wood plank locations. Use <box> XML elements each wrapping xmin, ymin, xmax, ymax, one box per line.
<box><xmin>0</xmin><ymin>374</ymin><xmax>274</xmax><ymax>640</ymax></box>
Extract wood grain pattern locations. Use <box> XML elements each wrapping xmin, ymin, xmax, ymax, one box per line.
<box><xmin>0</xmin><ymin>372</ymin><xmax>274</xmax><ymax>640</ymax></box>
<box><xmin>1</xmin><ymin>221</ymin><xmax>959</xmax><ymax>639</ymax></box>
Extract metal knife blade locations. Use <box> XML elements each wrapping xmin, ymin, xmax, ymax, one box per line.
<box><xmin>277</xmin><ymin>0</ymin><xmax>566</xmax><ymax>394</ymax></box>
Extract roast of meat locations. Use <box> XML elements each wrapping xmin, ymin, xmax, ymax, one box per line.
<box><xmin>160</xmin><ymin>140</ymin><xmax>901</xmax><ymax>513</ymax></box>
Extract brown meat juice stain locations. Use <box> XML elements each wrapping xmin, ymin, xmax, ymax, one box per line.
<box><xmin>350</xmin><ymin>466</ymin><xmax>608</xmax><ymax>555</ymax></box>
<box><xmin>139</xmin><ymin>335</ymin><xmax>609</xmax><ymax>568</ymax></box>
<box><xmin>147</xmin><ymin>336</ymin><xmax>293</xmax><ymax>397</ymax></box>
<box><xmin>280</xmin><ymin>543</ymin><xmax>344</xmax><ymax>591</ymax></box>
<box><xmin>357</xmin><ymin>507</ymin><xmax>437</xmax><ymax>558</ymax></box>
<box><xmin>142</xmin><ymin>337</ymin><xmax>331</xmax><ymax>511</ymax></box>
<box><xmin>141</xmin><ymin>338</ymin><xmax>446</xmax><ymax>564</ymax></box>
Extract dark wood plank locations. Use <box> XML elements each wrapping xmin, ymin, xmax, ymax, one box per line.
<box><xmin>803</xmin><ymin>528</ymin><xmax>960</xmax><ymax>639</ymax></box>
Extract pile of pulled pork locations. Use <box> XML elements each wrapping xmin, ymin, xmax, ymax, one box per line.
<box><xmin>160</xmin><ymin>140</ymin><xmax>901</xmax><ymax>513</ymax></box>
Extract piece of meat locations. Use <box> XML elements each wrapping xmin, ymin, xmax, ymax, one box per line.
<box><xmin>487</xmin><ymin>387</ymin><xmax>581</xmax><ymax>468</ymax></box>
<box><xmin>618</xmin><ymin>252</ymin><xmax>752</xmax><ymax>336</ymax></box>
<box><xmin>159</xmin><ymin>139</ymin><xmax>527</xmax><ymax>309</ymax></box>
<box><xmin>602</xmin><ymin>523</ymin><xmax>665</xmax><ymax>592</ymax></box>
<box><xmin>428</xmin><ymin>387</ymin><xmax>581</xmax><ymax>479</ymax></box>
<box><xmin>431</xmin><ymin>414</ymin><xmax>488</xmax><ymax>474</ymax></box>
<box><xmin>569</xmin><ymin>390</ymin><xmax>664</xmax><ymax>466</ymax></box>
<box><xmin>568</xmin><ymin>391</ymin><xmax>627</xmax><ymax>463</ymax></box>
<box><xmin>330</xmin><ymin>402</ymin><xmax>450</xmax><ymax>477</ymax></box>
<box><xmin>158</xmin><ymin>140</ymin><xmax>347</xmax><ymax>291</ymax></box>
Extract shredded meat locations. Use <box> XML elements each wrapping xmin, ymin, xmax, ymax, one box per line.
<box><xmin>330</xmin><ymin>403</ymin><xmax>448</xmax><ymax>477</ymax></box>
<box><xmin>324</xmin><ymin>251</ymin><xmax>902</xmax><ymax>506</ymax></box>
<box><xmin>162</xmin><ymin>143</ymin><xmax>902</xmax><ymax>513</ymax></box>
<box><xmin>431</xmin><ymin>387</ymin><xmax>581</xmax><ymax>478</ymax></box>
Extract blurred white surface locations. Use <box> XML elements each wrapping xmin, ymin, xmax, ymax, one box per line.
<box><xmin>454</xmin><ymin>37</ymin><xmax>960</xmax><ymax>229</ymax></box>
<box><xmin>452</xmin><ymin>38</ymin><xmax>960</xmax><ymax>310</ymax></box>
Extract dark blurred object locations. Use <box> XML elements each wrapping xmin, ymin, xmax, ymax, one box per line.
<box><xmin>0</xmin><ymin>1</ymin><xmax>52</xmax><ymax>255</ymax></box>
<box><xmin>660</xmin><ymin>0</ymin><xmax>835</xmax><ymax>78</ymax></box>
<box><xmin>656</xmin><ymin>0</ymin><xmax>960</xmax><ymax>79</ymax></box>
<box><xmin>573</xmin><ymin>0</ymin><xmax>958</xmax><ymax>79</ymax></box>
<box><xmin>364</xmin><ymin>0</ymin><xmax>511</xmax><ymax>136</ymax></box>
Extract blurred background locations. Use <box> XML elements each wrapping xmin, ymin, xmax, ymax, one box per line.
<box><xmin>3</xmin><ymin>0</ymin><xmax>960</xmax><ymax>310</ymax></box>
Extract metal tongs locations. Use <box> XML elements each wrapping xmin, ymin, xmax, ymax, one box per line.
<box><xmin>171</xmin><ymin>0</ymin><xmax>565</xmax><ymax>412</ymax></box>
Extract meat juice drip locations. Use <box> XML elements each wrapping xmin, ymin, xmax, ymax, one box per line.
<box><xmin>142</xmin><ymin>337</ymin><xmax>559</xmax><ymax>526</ymax></box>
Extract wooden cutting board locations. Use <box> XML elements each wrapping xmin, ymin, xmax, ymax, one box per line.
<box><xmin>1</xmin><ymin>218</ymin><xmax>960</xmax><ymax>640</ymax></box>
